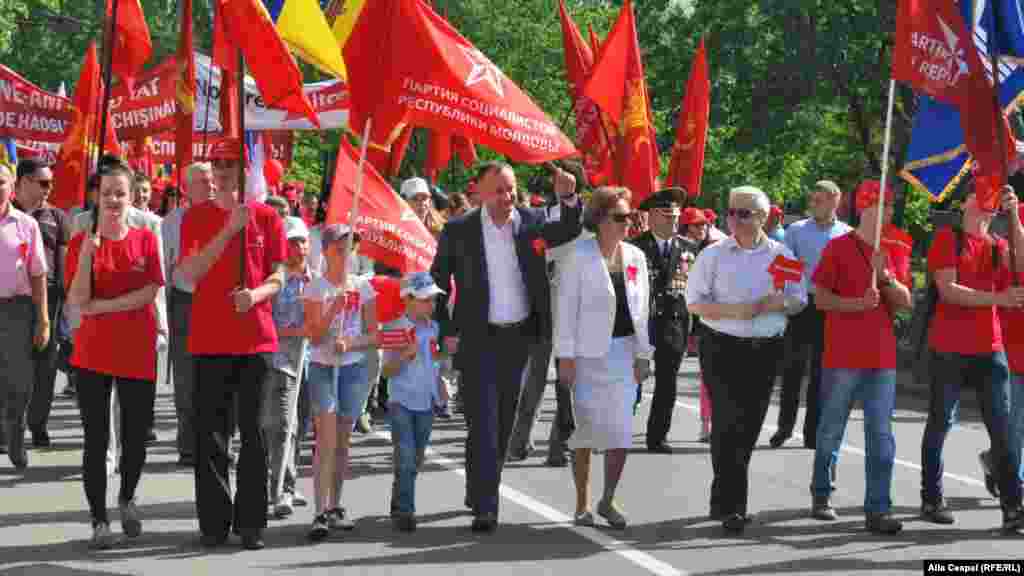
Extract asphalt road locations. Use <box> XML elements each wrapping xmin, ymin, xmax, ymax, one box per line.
<box><xmin>0</xmin><ymin>358</ymin><xmax>1018</xmax><ymax>576</ymax></box>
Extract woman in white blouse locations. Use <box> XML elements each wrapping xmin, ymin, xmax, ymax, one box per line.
<box><xmin>555</xmin><ymin>186</ymin><xmax>652</xmax><ymax>529</ymax></box>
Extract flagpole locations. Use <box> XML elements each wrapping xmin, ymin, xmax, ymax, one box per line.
<box><xmin>200</xmin><ymin>3</ymin><xmax>217</xmax><ymax>158</ymax></box>
<box><xmin>346</xmin><ymin>119</ymin><xmax>374</xmax><ymax>260</ymax></box>
<box><xmin>237</xmin><ymin>48</ymin><xmax>247</xmax><ymax>289</ymax></box>
<box><xmin>871</xmin><ymin>79</ymin><xmax>896</xmax><ymax>289</ymax></box>
<box><xmin>95</xmin><ymin>0</ymin><xmax>120</xmax><ymax>235</ymax></box>
<box><xmin>987</xmin><ymin>4</ymin><xmax>1019</xmax><ymax>286</ymax></box>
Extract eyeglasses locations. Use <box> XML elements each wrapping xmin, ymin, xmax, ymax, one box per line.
<box><xmin>609</xmin><ymin>212</ymin><xmax>633</xmax><ymax>224</ymax></box>
<box><xmin>727</xmin><ymin>208</ymin><xmax>758</xmax><ymax>220</ymax></box>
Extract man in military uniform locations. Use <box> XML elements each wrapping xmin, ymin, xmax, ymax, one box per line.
<box><xmin>629</xmin><ymin>188</ymin><xmax>698</xmax><ymax>453</ymax></box>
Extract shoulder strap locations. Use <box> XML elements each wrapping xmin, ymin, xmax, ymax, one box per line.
<box><xmin>952</xmin><ymin>225</ymin><xmax>964</xmax><ymax>283</ymax></box>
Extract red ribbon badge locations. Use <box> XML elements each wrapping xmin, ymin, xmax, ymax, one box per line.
<box><xmin>767</xmin><ymin>254</ymin><xmax>804</xmax><ymax>291</ymax></box>
<box><xmin>17</xmin><ymin>242</ymin><xmax>29</xmax><ymax>261</ymax></box>
<box><xmin>626</xmin><ymin>265</ymin><xmax>638</xmax><ymax>283</ymax></box>
<box><xmin>532</xmin><ymin>237</ymin><xmax>547</xmax><ymax>257</ymax></box>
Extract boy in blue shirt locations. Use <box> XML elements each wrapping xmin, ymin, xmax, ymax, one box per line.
<box><xmin>382</xmin><ymin>272</ymin><xmax>445</xmax><ymax>532</ymax></box>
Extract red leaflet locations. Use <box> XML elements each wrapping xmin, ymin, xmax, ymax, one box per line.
<box><xmin>767</xmin><ymin>255</ymin><xmax>804</xmax><ymax>291</ymax></box>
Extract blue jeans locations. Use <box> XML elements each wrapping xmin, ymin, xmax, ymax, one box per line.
<box><xmin>1008</xmin><ymin>373</ymin><xmax>1024</xmax><ymax>489</ymax></box>
<box><xmin>812</xmin><ymin>369</ymin><xmax>896</xmax><ymax>514</ymax></box>
<box><xmin>390</xmin><ymin>404</ymin><xmax>433</xmax><ymax>514</ymax></box>
<box><xmin>920</xmin><ymin>351</ymin><xmax>1015</xmax><ymax>507</ymax></box>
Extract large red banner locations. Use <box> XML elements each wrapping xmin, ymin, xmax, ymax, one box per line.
<box><xmin>0</xmin><ymin>65</ymin><xmax>75</xmax><ymax>143</ymax></box>
<box><xmin>120</xmin><ymin>131</ymin><xmax>293</xmax><ymax>167</ymax></box>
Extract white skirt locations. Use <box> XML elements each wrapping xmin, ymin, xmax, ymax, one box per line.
<box><xmin>569</xmin><ymin>337</ymin><xmax>635</xmax><ymax>451</ymax></box>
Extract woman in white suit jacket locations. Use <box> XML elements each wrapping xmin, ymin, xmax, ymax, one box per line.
<box><xmin>555</xmin><ymin>186</ymin><xmax>653</xmax><ymax>530</ymax></box>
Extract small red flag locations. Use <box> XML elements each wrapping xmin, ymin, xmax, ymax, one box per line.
<box><xmin>369</xmin><ymin>276</ymin><xmax>405</xmax><ymax>324</ymax></box>
<box><xmin>378</xmin><ymin>327</ymin><xmax>416</xmax><ymax>350</ymax></box>
<box><xmin>666</xmin><ymin>38</ymin><xmax>709</xmax><ymax>197</ymax></box>
<box><xmin>343</xmin><ymin>0</ymin><xmax>576</xmax><ymax>163</ymax></box>
<box><xmin>107</xmin><ymin>0</ymin><xmax>152</xmax><ymax>91</ymax></box>
<box><xmin>214</xmin><ymin>0</ymin><xmax>319</xmax><ymax>127</ymax></box>
<box><xmin>767</xmin><ymin>254</ymin><xmax>804</xmax><ymax>291</ymax></box>
<box><xmin>367</xmin><ymin>124</ymin><xmax>413</xmax><ymax>179</ymax></box>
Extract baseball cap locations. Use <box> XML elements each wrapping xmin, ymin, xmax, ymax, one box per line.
<box><xmin>400</xmin><ymin>271</ymin><xmax>445</xmax><ymax>300</ymax></box>
<box><xmin>284</xmin><ymin>216</ymin><xmax>309</xmax><ymax>240</ymax></box>
<box><xmin>400</xmin><ymin>177</ymin><xmax>431</xmax><ymax>200</ymax></box>
<box><xmin>320</xmin><ymin>223</ymin><xmax>360</xmax><ymax>246</ymax></box>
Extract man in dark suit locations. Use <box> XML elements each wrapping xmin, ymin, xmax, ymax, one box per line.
<box><xmin>431</xmin><ymin>161</ymin><xmax>581</xmax><ymax>532</ymax></box>
<box><xmin>629</xmin><ymin>188</ymin><xmax>698</xmax><ymax>453</ymax></box>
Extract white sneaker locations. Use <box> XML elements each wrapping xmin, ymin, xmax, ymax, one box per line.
<box><xmin>119</xmin><ymin>498</ymin><xmax>142</xmax><ymax>538</ymax></box>
<box><xmin>273</xmin><ymin>494</ymin><xmax>294</xmax><ymax>519</ymax></box>
<box><xmin>290</xmin><ymin>490</ymin><xmax>308</xmax><ymax>507</ymax></box>
<box><xmin>328</xmin><ymin>508</ymin><xmax>355</xmax><ymax>531</ymax></box>
<box><xmin>90</xmin><ymin>522</ymin><xmax>115</xmax><ymax>550</ymax></box>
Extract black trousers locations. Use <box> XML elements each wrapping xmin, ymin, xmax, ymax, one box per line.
<box><xmin>778</xmin><ymin>296</ymin><xmax>824</xmax><ymax>444</ymax></box>
<box><xmin>705</xmin><ymin>330</ymin><xmax>785</xmax><ymax>517</ymax></box>
<box><xmin>77</xmin><ymin>369</ymin><xmax>155</xmax><ymax>525</ymax></box>
<box><xmin>460</xmin><ymin>325</ymin><xmax>531</xmax><ymax>516</ymax></box>
<box><xmin>28</xmin><ymin>287</ymin><xmax>62</xmax><ymax>435</ymax></box>
<box><xmin>193</xmin><ymin>354</ymin><xmax>269</xmax><ymax>538</ymax></box>
<box><xmin>647</xmin><ymin>344</ymin><xmax>684</xmax><ymax>447</ymax></box>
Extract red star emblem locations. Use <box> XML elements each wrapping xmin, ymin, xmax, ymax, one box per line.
<box><xmin>460</xmin><ymin>45</ymin><xmax>505</xmax><ymax>98</ymax></box>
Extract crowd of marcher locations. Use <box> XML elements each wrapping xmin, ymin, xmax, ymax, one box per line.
<box><xmin>3</xmin><ymin>150</ymin><xmax>1024</xmax><ymax>552</ymax></box>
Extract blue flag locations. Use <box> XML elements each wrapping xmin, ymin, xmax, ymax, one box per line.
<box><xmin>899</xmin><ymin>0</ymin><xmax>1024</xmax><ymax>201</ymax></box>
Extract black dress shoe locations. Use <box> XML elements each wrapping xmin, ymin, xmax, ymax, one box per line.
<box><xmin>177</xmin><ymin>454</ymin><xmax>195</xmax><ymax>467</ymax></box>
<box><xmin>200</xmin><ymin>532</ymin><xmax>229</xmax><ymax>548</ymax></box>
<box><xmin>471</xmin><ymin>513</ymin><xmax>497</xmax><ymax>533</ymax></box>
<box><xmin>769</xmin><ymin>431</ymin><xmax>790</xmax><ymax>448</ymax></box>
<box><xmin>145</xmin><ymin>430</ymin><xmax>157</xmax><ymax>444</ymax></box>
<box><xmin>241</xmin><ymin>531</ymin><xmax>265</xmax><ymax>550</ymax></box>
<box><xmin>647</xmin><ymin>442</ymin><xmax>672</xmax><ymax>454</ymax></box>
<box><xmin>722</xmin><ymin>514</ymin><xmax>747</xmax><ymax>534</ymax></box>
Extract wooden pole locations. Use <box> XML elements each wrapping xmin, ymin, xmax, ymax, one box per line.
<box><xmin>870</xmin><ymin>79</ymin><xmax>896</xmax><ymax>289</ymax></box>
<box><xmin>987</xmin><ymin>4</ymin><xmax>1018</xmax><ymax>285</ymax></box>
<box><xmin>237</xmin><ymin>48</ymin><xmax>247</xmax><ymax>289</ymax></box>
<box><xmin>94</xmin><ymin>0</ymin><xmax>119</xmax><ymax>234</ymax></box>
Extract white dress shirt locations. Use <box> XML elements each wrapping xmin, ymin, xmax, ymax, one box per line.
<box><xmin>685</xmin><ymin>236</ymin><xmax>808</xmax><ymax>338</ymax></box>
<box><xmin>161</xmin><ymin>206</ymin><xmax>193</xmax><ymax>293</ymax></box>
<box><xmin>481</xmin><ymin>206</ymin><xmax>529</xmax><ymax>325</ymax></box>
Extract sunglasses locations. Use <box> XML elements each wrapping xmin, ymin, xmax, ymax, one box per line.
<box><xmin>609</xmin><ymin>212</ymin><xmax>633</xmax><ymax>224</ymax></box>
<box><xmin>727</xmin><ymin>208</ymin><xmax>758</xmax><ymax>220</ymax></box>
<box><xmin>31</xmin><ymin>178</ymin><xmax>53</xmax><ymax>189</ymax></box>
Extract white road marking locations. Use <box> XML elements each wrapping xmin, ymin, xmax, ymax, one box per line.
<box><xmin>373</xmin><ymin>430</ymin><xmax>686</xmax><ymax>576</ymax></box>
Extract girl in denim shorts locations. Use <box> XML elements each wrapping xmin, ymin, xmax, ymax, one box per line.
<box><xmin>301</xmin><ymin>224</ymin><xmax>378</xmax><ymax>541</ymax></box>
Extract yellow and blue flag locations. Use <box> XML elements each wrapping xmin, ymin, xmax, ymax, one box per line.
<box><xmin>263</xmin><ymin>0</ymin><xmax>348</xmax><ymax>80</ymax></box>
<box><xmin>0</xmin><ymin>138</ymin><xmax>17</xmax><ymax>171</ymax></box>
<box><xmin>324</xmin><ymin>0</ymin><xmax>366</xmax><ymax>50</ymax></box>
<box><xmin>899</xmin><ymin>0</ymin><xmax>1024</xmax><ymax>201</ymax></box>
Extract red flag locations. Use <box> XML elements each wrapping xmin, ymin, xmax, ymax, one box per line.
<box><xmin>892</xmin><ymin>0</ymin><xmax>1012</xmax><ymax>210</ymax></box>
<box><xmin>343</xmin><ymin>0</ymin><xmax>576</xmax><ymax>163</ymax></box>
<box><xmin>211</xmin><ymin>3</ymin><xmax>238</xmax><ymax>138</ymax></box>
<box><xmin>881</xmin><ymin>223</ymin><xmax>914</xmax><ymax>283</ymax></box>
<box><xmin>378</xmin><ymin>327</ymin><xmax>416</xmax><ymax>350</ymax></box>
<box><xmin>453</xmin><ymin>134</ymin><xmax>478</xmax><ymax>168</ymax></box>
<box><xmin>369</xmin><ymin>276</ymin><xmax>405</xmax><ymax>323</ymax></box>
<box><xmin>214</xmin><ymin>0</ymin><xmax>319</xmax><ymax>127</ymax></box>
<box><xmin>367</xmin><ymin>124</ymin><xmax>413</xmax><ymax>179</ymax></box>
<box><xmin>107</xmin><ymin>0</ymin><xmax>152</xmax><ymax>90</ymax></box>
<box><xmin>325</xmin><ymin>139</ymin><xmax>437</xmax><ymax>273</ymax></box>
<box><xmin>581</xmin><ymin>0</ymin><xmax>656</xmax><ymax>205</ymax></box>
<box><xmin>767</xmin><ymin>254</ymin><xmax>804</xmax><ymax>291</ymax></box>
<box><xmin>559</xmin><ymin>0</ymin><xmax>613</xmax><ymax>186</ymax></box>
<box><xmin>51</xmin><ymin>43</ymin><xmax>120</xmax><ymax>210</ymax></box>
<box><xmin>666</xmin><ymin>38</ymin><xmax>709</xmax><ymax>197</ymax></box>
<box><xmin>175</xmin><ymin>0</ymin><xmax>195</xmax><ymax>184</ymax></box>
<box><xmin>425</xmin><ymin>129</ymin><xmax>451</xmax><ymax>183</ymax></box>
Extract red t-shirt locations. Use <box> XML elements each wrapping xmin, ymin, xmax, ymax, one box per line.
<box><xmin>813</xmin><ymin>232</ymin><xmax>911</xmax><ymax>369</ymax></box>
<box><xmin>66</xmin><ymin>228</ymin><xmax>164</xmax><ymax>381</ymax></box>
<box><xmin>927</xmin><ymin>227</ymin><xmax>1007</xmax><ymax>355</ymax></box>
<box><xmin>181</xmin><ymin>201</ymin><xmax>287</xmax><ymax>355</ymax></box>
<box><xmin>998</xmin><ymin>267</ymin><xmax>1024</xmax><ymax>373</ymax></box>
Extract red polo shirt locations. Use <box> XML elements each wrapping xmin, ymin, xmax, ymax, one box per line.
<box><xmin>66</xmin><ymin>228</ymin><xmax>164</xmax><ymax>381</ymax></box>
<box><xmin>813</xmin><ymin>232</ymin><xmax>911</xmax><ymax>370</ymax></box>
<box><xmin>181</xmin><ymin>200</ymin><xmax>287</xmax><ymax>355</ymax></box>
<box><xmin>927</xmin><ymin>227</ymin><xmax>1006</xmax><ymax>355</ymax></box>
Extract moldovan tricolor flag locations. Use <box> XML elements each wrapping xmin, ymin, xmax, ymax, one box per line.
<box><xmin>892</xmin><ymin>0</ymin><xmax>1013</xmax><ymax>210</ymax></box>
<box><xmin>325</xmin><ymin>139</ymin><xmax>436</xmax><ymax>273</ymax></box>
<box><xmin>342</xmin><ymin>0</ymin><xmax>576</xmax><ymax>163</ymax></box>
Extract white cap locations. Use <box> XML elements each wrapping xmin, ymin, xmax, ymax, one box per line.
<box><xmin>400</xmin><ymin>271</ymin><xmax>445</xmax><ymax>299</ymax></box>
<box><xmin>400</xmin><ymin>177</ymin><xmax>431</xmax><ymax>200</ymax></box>
<box><xmin>284</xmin><ymin>216</ymin><xmax>309</xmax><ymax>240</ymax></box>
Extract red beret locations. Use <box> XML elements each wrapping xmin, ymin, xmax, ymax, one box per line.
<box><xmin>702</xmin><ymin>208</ymin><xmax>716</xmax><ymax>221</ymax></box>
